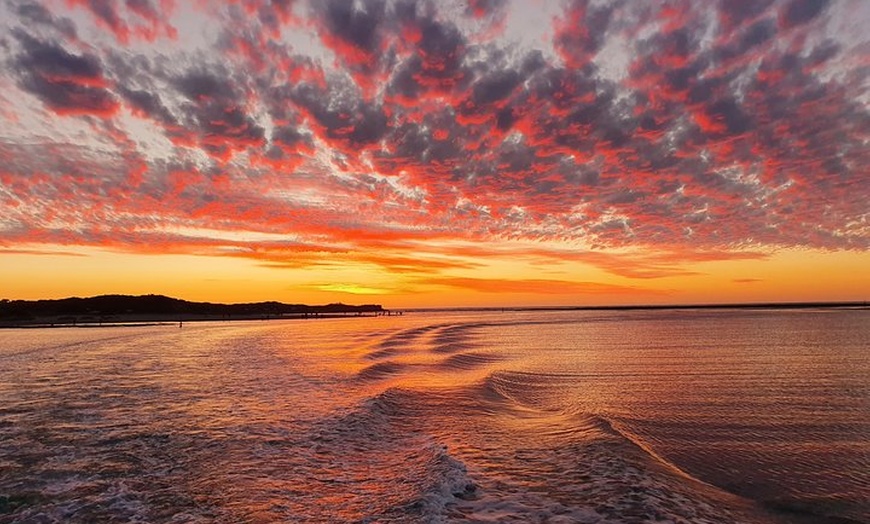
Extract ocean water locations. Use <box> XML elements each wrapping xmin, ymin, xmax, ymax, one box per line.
<box><xmin>0</xmin><ymin>308</ymin><xmax>867</xmax><ymax>524</ymax></box>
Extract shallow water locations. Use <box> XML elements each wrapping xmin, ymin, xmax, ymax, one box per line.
<box><xmin>0</xmin><ymin>308</ymin><xmax>867</xmax><ymax>523</ymax></box>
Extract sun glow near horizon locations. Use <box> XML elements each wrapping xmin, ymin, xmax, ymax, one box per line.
<box><xmin>0</xmin><ymin>0</ymin><xmax>867</xmax><ymax>307</ymax></box>
<box><xmin>1</xmin><ymin>243</ymin><xmax>867</xmax><ymax>308</ymax></box>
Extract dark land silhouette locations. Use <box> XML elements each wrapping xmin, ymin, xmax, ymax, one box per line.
<box><xmin>1</xmin><ymin>295</ymin><xmax>864</xmax><ymax>329</ymax></box>
<box><xmin>0</xmin><ymin>294</ymin><xmax>390</xmax><ymax>327</ymax></box>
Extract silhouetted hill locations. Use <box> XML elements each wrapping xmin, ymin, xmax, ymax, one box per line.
<box><xmin>0</xmin><ymin>294</ymin><xmax>384</xmax><ymax>323</ymax></box>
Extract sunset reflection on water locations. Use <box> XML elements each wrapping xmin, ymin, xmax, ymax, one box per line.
<box><xmin>0</xmin><ymin>309</ymin><xmax>867</xmax><ymax>523</ymax></box>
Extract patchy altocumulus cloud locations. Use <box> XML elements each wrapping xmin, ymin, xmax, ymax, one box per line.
<box><xmin>0</xmin><ymin>0</ymin><xmax>867</xmax><ymax>280</ymax></box>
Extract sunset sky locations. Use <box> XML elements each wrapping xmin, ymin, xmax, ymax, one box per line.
<box><xmin>0</xmin><ymin>0</ymin><xmax>867</xmax><ymax>307</ymax></box>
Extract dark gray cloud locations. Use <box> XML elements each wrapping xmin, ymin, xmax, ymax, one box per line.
<box><xmin>14</xmin><ymin>30</ymin><xmax>101</xmax><ymax>81</ymax></box>
<box><xmin>11</xmin><ymin>30</ymin><xmax>118</xmax><ymax>115</ymax></box>
<box><xmin>174</xmin><ymin>72</ymin><xmax>235</xmax><ymax>102</ymax></box>
<box><xmin>471</xmin><ymin>68</ymin><xmax>522</xmax><ymax>105</ymax></box>
<box><xmin>707</xmin><ymin>98</ymin><xmax>752</xmax><ymax>136</ymax></box>
<box><xmin>15</xmin><ymin>1</ymin><xmax>77</xmax><ymax>38</ymax></box>
<box><xmin>291</xmin><ymin>78</ymin><xmax>388</xmax><ymax>148</ymax></box>
<box><xmin>718</xmin><ymin>0</ymin><xmax>777</xmax><ymax>30</ymax></box>
<box><xmin>272</xmin><ymin>126</ymin><xmax>310</xmax><ymax>148</ymax></box>
<box><xmin>553</xmin><ymin>0</ymin><xmax>617</xmax><ymax>65</ymax></box>
<box><xmin>80</xmin><ymin>0</ymin><xmax>129</xmax><ymax>40</ymax></box>
<box><xmin>781</xmin><ymin>0</ymin><xmax>830</xmax><ymax>27</ymax></box>
<box><xmin>319</xmin><ymin>0</ymin><xmax>386</xmax><ymax>54</ymax></box>
<box><xmin>117</xmin><ymin>85</ymin><xmax>175</xmax><ymax>124</ymax></box>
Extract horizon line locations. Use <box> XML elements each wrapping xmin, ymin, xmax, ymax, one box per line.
<box><xmin>3</xmin><ymin>294</ymin><xmax>867</xmax><ymax>312</ymax></box>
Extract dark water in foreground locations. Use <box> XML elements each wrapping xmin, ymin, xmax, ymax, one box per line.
<box><xmin>0</xmin><ymin>309</ymin><xmax>867</xmax><ymax>523</ymax></box>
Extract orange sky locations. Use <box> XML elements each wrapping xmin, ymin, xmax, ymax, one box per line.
<box><xmin>1</xmin><ymin>244</ymin><xmax>867</xmax><ymax>307</ymax></box>
<box><xmin>0</xmin><ymin>1</ymin><xmax>867</xmax><ymax>307</ymax></box>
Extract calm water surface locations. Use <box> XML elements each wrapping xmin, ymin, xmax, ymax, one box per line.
<box><xmin>0</xmin><ymin>309</ymin><xmax>867</xmax><ymax>523</ymax></box>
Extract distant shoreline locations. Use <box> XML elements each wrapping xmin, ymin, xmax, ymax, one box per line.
<box><xmin>404</xmin><ymin>301</ymin><xmax>869</xmax><ymax>313</ymax></box>
<box><xmin>0</xmin><ymin>294</ymin><xmax>397</xmax><ymax>329</ymax></box>
<box><xmin>1</xmin><ymin>299</ymin><xmax>865</xmax><ymax>329</ymax></box>
<box><xmin>0</xmin><ymin>312</ymin><xmax>393</xmax><ymax>329</ymax></box>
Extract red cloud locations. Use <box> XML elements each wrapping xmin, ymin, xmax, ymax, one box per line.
<box><xmin>1</xmin><ymin>0</ymin><xmax>866</xmax><ymax>285</ymax></box>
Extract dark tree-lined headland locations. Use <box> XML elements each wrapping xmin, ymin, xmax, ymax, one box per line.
<box><xmin>0</xmin><ymin>294</ymin><xmax>390</xmax><ymax>327</ymax></box>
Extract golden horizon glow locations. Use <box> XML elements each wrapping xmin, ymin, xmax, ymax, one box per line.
<box><xmin>1</xmin><ymin>244</ymin><xmax>867</xmax><ymax>308</ymax></box>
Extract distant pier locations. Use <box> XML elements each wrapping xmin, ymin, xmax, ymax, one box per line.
<box><xmin>301</xmin><ymin>309</ymin><xmax>403</xmax><ymax>318</ymax></box>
